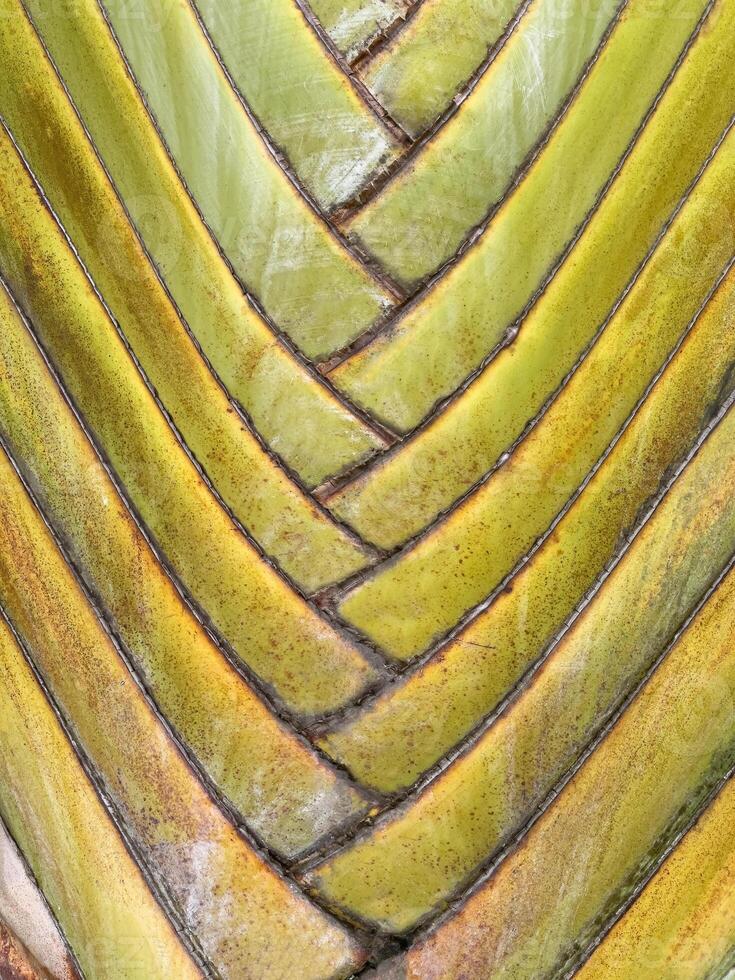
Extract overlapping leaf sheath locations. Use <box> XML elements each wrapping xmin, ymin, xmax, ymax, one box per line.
<box><xmin>307</xmin><ymin>392</ymin><xmax>735</xmax><ymax>930</ymax></box>
<box><xmin>359</xmin><ymin>0</ymin><xmax>521</xmax><ymax>137</ymax></box>
<box><xmin>577</xmin><ymin>775</ymin><xmax>735</xmax><ymax>980</ymax></box>
<box><xmin>2</xmin><ymin>0</ymin><xmax>734</xmax><ymax>973</ymax></box>
<box><xmin>0</xmin><ymin>123</ymin><xmax>381</xmax><ymax>718</ymax></box>
<box><xmin>193</xmin><ymin>0</ymin><xmax>399</xmax><ymax>207</ymax></box>
<box><xmin>0</xmin><ymin>282</ymin><xmax>370</xmax><ymax>860</ymax></box>
<box><xmin>0</xmin><ymin>5</ymin><xmax>374</xmax><ymax>594</ymax></box>
<box><xmin>0</xmin><ymin>613</ymin><xmax>202</xmax><ymax>979</ymax></box>
<box><xmin>331</xmin><ymin>0</ymin><xmax>713</xmax><ymax>429</ymax></box>
<box><xmin>100</xmin><ymin>0</ymin><xmax>393</xmax><ymax>359</ymax></box>
<box><xmin>348</xmin><ymin>0</ymin><xmax>622</xmax><ymax>283</ymax></box>
<box><xmin>396</xmin><ymin>557</ymin><xmax>735</xmax><ymax>975</ymax></box>
<box><xmin>0</xmin><ymin>449</ymin><xmax>365</xmax><ymax>978</ymax></box>
<box><xmin>19</xmin><ymin>0</ymin><xmax>386</xmax><ymax>488</ymax></box>
<box><xmin>338</xmin><ymin>120</ymin><xmax>735</xmax><ymax>659</ymax></box>
<box><xmin>326</xmin><ymin>0</ymin><xmax>735</xmax><ymax>548</ymax></box>
<box><xmin>321</xmin><ymin>258</ymin><xmax>735</xmax><ymax>791</ymax></box>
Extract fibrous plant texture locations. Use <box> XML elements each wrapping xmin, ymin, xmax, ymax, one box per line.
<box><xmin>0</xmin><ymin>0</ymin><xmax>734</xmax><ymax>977</ymax></box>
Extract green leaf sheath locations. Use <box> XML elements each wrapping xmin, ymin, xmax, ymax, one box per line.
<box><xmin>0</xmin><ymin>282</ymin><xmax>370</xmax><ymax>860</ymax></box>
<box><xmin>100</xmin><ymin>0</ymin><xmax>393</xmax><ymax>359</ymax></box>
<box><xmin>20</xmin><ymin>0</ymin><xmax>386</xmax><ymax>487</ymax></box>
<box><xmin>0</xmin><ymin>123</ymin><xmax>382</xmax><ymax>719</ymax></box>
<box><xmin>326</xmin><ymin>0</ymin><xmax>735</xmax><ymax>549</ymax></box>
<box><xmin>194</xmin><ymin>0</ymin><xmax>399</xmax><ymax>208</ymax></box>
<box><xmin>331</xmin><ymin>0</ymin><xmax>712</xmax><ymax>431</ymax></box>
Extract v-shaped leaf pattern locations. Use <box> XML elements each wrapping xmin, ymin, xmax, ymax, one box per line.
<box><xmin>0</xmin><ymin>0</ymin><xmax>733</xmax><ymax>976</ymax></box>
<box><xmin>323</xmin><ymin>5</ymin><xmax>735</xmax><ymax>548</ymax></box>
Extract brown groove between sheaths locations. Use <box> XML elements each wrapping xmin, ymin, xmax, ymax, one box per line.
<box><xmin>291</xmin><ymin>0</ymin><xmax>414</xmax><ymax>145</ymax></box>
<box><xmin>302</xmin><ymin>540</ymin><xmax>735</xmax><ymax>946</ymax></box>
<box><xmin>62</xmin><ymin>1</ymin><xmax>406</xmax><ymax>418</ymax></box>
<box><xmin>316</xmin><ymin>0</ymin><xmax>717</xmax><ymax>512</ymax></box>
<box><xmin>329</xmin><ymin>0</ymin><xmax>539</xmax><ymax>227</ymax></box>
<box><xmin>349</xmin><ymin>0</ymin><xmax>428</xmax><ymax>70</ymax></box>
<box><xmin>0</xmin><ymin>601</ymin><xmax>219</xmax><ymax>979</ymax></box>
<box><xmin>320</xmin><ymin>0</ymin><xmax>630</xmax><ymax>373</ymax></box>
<box><xmin>315</xmin><ymin>108</ymin><xmax>733</xmax><ymax>554</ymax></box>
<box><xmin>1</xmin><ymin>116</ymin><xmax>382</xmax><ymax>658</ymax></box>
<box><xmin>347</xmin><ymin>763</ymin><xmax>735</xmax><ymax>978</ymax></box>
<box><xmin>0</xmin><ymin>269</ymin><xmax>387</xmax><ymax>826</ymax></box>
<box><xmin>562</xmin><ymin>767</ymin><xmax>735</xmax><ymax>978</ymax></box>
<box><xmin>16</xmin><ymin>4</ymin><xmax>387</xmax><ymax>553</ymax></box>
<box><xmin>0</xmin><ymin>414</ymin><xmax>387</xmax><ymax>969</ymax></box>
<box><xmin>306</xmin><ymin>254</ymin><xmax>735</xmax><ymax>785</ymax></box>
<box><xmin>0</xmin><ymin>413</ymin><xmax>384</xmax><ymax>873</ymax></box>
<box><xmin>186</xmin><ymin>0</ymin><xmax>407</xmax><ymax>295</ymax></box>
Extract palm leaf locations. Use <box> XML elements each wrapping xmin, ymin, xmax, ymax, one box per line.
<box><xmin>0</xmin><ymin>0</ymin><xmax>733</xmax><ymax>976</ymax></box>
